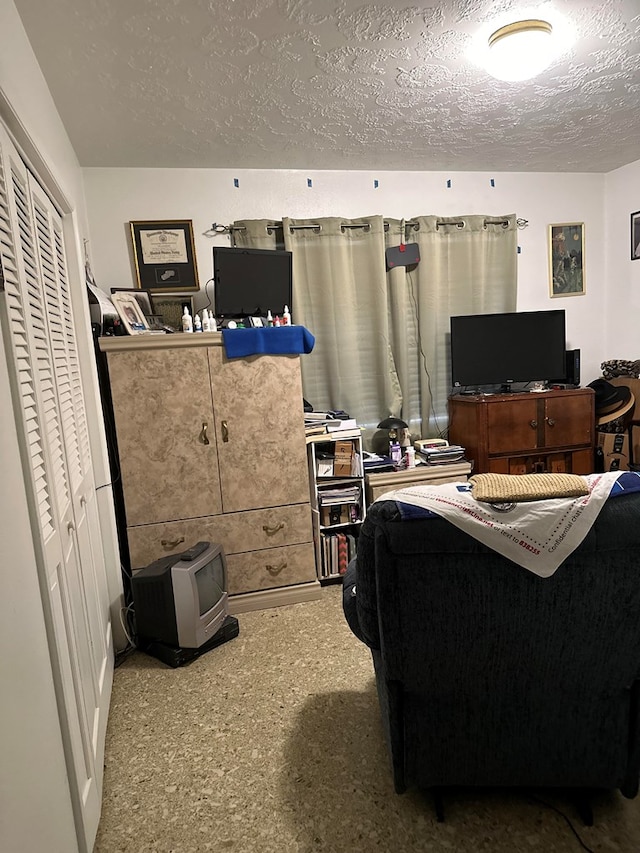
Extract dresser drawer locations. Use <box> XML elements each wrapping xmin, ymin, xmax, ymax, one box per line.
<box><xmin>127</xmin><ymin>504</ymin><xmax>313</xmax><ymax>569</ymax></box>
<box><xmin>227</xmin><ymin>542</ymin><xmax>317</xmax><ymax>594</ymax></box>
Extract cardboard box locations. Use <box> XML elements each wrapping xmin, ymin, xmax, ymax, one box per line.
<box><xmin>333</xmin><ymin>440</ymin><xmax>354</xmax><ymax>476</ymax></box>
<box><xmin>597</xmin><ymin>431</ymin><xmax>630</xmax><ymax>471</ymax></box>
<box><xmin>321</xmin><ymin>505</ymin><xmax>352</xmax><ymax>526</ymax></box>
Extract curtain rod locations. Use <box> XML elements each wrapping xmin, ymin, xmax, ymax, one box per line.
<box><xmin>206</xmin><ymin>218</ymin><xmax>528</xmax><ymax>237</ymax></box>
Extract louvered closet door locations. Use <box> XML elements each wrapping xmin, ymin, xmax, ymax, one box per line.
<box><xmin>0</xmin><ymin>125</ymin><xmax>107</xmax><ymax>853</ymax></box>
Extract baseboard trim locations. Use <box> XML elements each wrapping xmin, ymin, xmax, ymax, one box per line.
<box><xmin>228</xmin><ymin>581</ymin><xmax>322</xmax><ymax>614</ymax></box>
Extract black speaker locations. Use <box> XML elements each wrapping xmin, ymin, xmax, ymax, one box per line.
<box><xmin>565</xmin><ymin>348</ymin><xmax>580</xmax><ymax>386</ymax></box>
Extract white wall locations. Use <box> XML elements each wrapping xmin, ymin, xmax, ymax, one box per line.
<box><xmin>604</xmin><ymin>159</ymin><xmax>640</xmax><ymax>363</ymax></box>
<box><xmin>84</xmin><ymin>166</ymin><xmax>607</xmax><ymax>383</ymax></box>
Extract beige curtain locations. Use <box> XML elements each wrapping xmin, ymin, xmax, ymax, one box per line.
<box><xmin>386</xmin><ymin>214</ymin><xmax>518</xmax><ymax>437</ymax></box>
<box><xmin>232</xmin><ymin>213</ymin><xmax>517</xmax><ymax>442</ymax></box>
<box><xmin>282</xmin><ymin>216</ymin><xmax>401</xmax><ymax>437</ymax></box>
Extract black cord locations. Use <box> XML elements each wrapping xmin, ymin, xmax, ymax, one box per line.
<box><xmin>201</xmin><ymin>276</ymin><xmax>214</xmax><ymax>311</ymax></box>
<box><xmin>527</xmin><ymin>794</ymin><xmax>596</xmax><ymax>853</ymax></box>
<box><xmin>405</xmin><ymin>266</ymin><xmax>446</xmax><ymax>439</ymax></box>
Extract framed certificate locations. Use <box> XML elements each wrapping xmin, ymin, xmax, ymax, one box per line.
<box><xmin>130</xmin><ymin>219</ymin><xmax>200</xmax><ymax>293</ymax></box>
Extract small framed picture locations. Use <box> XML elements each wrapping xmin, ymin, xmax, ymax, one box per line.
<box><xmin>111</xmin><ymin>291</ymin><xmax>151</xmax><ymax>335</ymax></box>
<box><xmin>250</xmin><ymin>316</ymin><xmax>264</xmax><ymax>327</ymax></box>
<box><xmin>129</xmin><ymin>219</ymin><xmax>200</xmax><ymax>293</ymax></box>
<box><xmin>631</xmin><ymin>211</ymin><xmax>640</xmax><ymax>261</ymax></box>
<box><xmin>549</xmin><ymin>222</ymin><xmax>585</xmax><ymax>297</ymax></box>
<box><xmin>150</xmin><ymin>294</ymin><xmax>194</xmax><ymax>331</ymax></box>
<box><xmin>110</xmin><ymin>287</ymin><xmax>152</xmax><ymax>316</ymax></box>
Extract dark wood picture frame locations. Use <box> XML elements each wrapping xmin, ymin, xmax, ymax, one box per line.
<box><xmin>631</xmin><ymin>211</ymin><xmax>640</xmax><ymax>261</ymax></box>
<box><xmin>130</xmin><ymin>219</ymin><xmax>200</xmax><ymax>293</ymax></box>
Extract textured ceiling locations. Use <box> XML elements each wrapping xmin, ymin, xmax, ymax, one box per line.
<box><xmin>13</xmin><ymin>0</ymin><xmax>640</xmax><ymax>172</ymax></box>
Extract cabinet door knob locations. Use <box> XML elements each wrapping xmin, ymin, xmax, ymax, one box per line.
<box><xmin>529</xmin><ymin>419</ymin><xmax>538</xmax><ymax>429</ymax></box>
<box><xmin>161</xmin><ymin>536</ymin><xmax>185</xmax><ymax>549</ymax></box>
<box><xmin>262</xmin><ymin>522</ymin><xmax>285</xmax><ymax>536</ymax></box>
<box><xmin>546</xmin><ymin>417</ymin><xmax>556</xmax><ymax>427</ymax></box>
<box><xmin>200</xmin><ymin>422</ymin><xmax>210</xmax><ymax>445</ymax></box>
<box><xmin>266</xmin><ymin>561</ymin><xmax>287</xmax><ymax>575</ymax></box>
<box><xmin>221</xmin><ymin>420</ymin><xmax>229</xmax><ymax>442</ymax></box>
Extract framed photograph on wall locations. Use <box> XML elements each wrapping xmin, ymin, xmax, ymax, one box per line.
<box><xmin>549</xmin><ymin>222</ymin><xmax>585</xmax><ymax>297</ymax></box>
<box><xmin>150</xmin><ymin>294</ymin><xmax>194</xmax><ymax>331</ymax></box>
<box><xmin>631</xmin><ymin>211</ymin><xmax>640</xmax><ymax>260</ymax></box>
<box><xmin>111</xmin><ymin>291</ymin><xmax>151</xmax><ymax>335</ymax></box>
<box><xmin>130</xmin><ymin>219</ymin><xmax>200</xmax><ymax>293</ymax></box>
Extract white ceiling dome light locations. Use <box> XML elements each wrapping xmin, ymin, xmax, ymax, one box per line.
<box><xmin>487</xmin><ymin>19</ymin><xmax>554</xmax><ymax>81</ymax></box>
<box><xmin>468</xmin><ymin>9</ymin><xmax>576</xmax><ymax>83</ymax></box>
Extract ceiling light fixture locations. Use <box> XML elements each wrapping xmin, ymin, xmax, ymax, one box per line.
<box><xmin>486</xmin><ymin>18</ymin><xmax>554</xmax><ymax>82</ymax></box>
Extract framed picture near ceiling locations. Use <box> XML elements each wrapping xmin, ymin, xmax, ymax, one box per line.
<box><xmin>549</xmin><ymin>222</ymin><xmax>585</xmax><ymax>297</ymax></box>
<box><xmin>631</xmin><ymin>211</ymin><xmax>640</xmax><ymax>260</ymax></box>
<box><xmin>129</xmin><ymin>219</ymin><xmax>200</xmax><ymax>293</ymax></box>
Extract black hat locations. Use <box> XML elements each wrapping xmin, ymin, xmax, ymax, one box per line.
<box><xmin>587</xmin><ymin>378</ymin><xmax>635</xmax><ymax>425</ymax></box>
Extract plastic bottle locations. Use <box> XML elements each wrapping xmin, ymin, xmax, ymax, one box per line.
<box><xmin>209</xmin><ymin>311</ymin><xmax>217</xmax><ymax>332</ymax></box>
<box><xmin>390</xmin><ymin>441</ymin><xmax>402</xmax><ymax>467</ymax></box>
<box><xmin>274</xmin><ymin>315</ymin><xmax>281</xmax><ymax>327</ymax></box>
<box><xmin>282</xmin><ymin>305</ymin><xmax>291</xmax><ymax>325</ymax></box>
<box><xmin>182</xmin><ymin>305</ymin><xmax>193</xmax><ymax>333</ymax></box>
<box><xmin>405</xmin><ymin>446</ymin><xmax>416</xmax><ymax>468</ymax></box>
<box><xmin>266</xmin><ymin>310</ymin><xmax>274</xmax><ymax>327</ymax></box>
<box><xmin>201</xmin><ymin>310</ymin><xmax>209</xmax><ymax>332</ymax></box>
<box><xmin>194</xmin><ymin>312</ymin><xmax>202</xmax><ymax>332</ymax></box>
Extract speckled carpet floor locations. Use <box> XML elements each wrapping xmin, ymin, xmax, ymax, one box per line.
<box><xmin>95</xmin><ymin>585</ymin><xmax>640</xmax><ymax>853</ymax></box>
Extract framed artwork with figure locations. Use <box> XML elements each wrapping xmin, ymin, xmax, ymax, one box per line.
<box><xmin>549</xmin><ymin>222</ymin><xmax>585</xmax><ymax>297</ymax></box>
<box><xmin>631</xmin><ymin>211</ymin><xmax>640</xmax><ymax>260</ymax></box>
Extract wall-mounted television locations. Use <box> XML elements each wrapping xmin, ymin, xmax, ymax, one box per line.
<box><xmin>130</xmin><ymin>541</ymin><xmax>228</xmax><ymax>649</ymax></box>
<box><xmin>450</xmin><ymin>309</ymin><xmax>566</xmax><ymax>390</ymax></box>
<box><xmin>213</xmin><ymin>246</ymin><xmax>292</xmax><ymax>319</ymax></box>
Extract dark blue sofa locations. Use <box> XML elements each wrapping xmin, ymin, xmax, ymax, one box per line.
<box><xmin>343</xmin><ymin>490</ymin><xmax>640</xmax><ymax>820</ymax></box>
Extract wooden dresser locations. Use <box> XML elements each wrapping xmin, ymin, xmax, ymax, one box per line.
<box><xmin>100</xmin><ymin>334</ymin><xmax>319</xmax><ymax>613</ymax></box>
<box><xmin>448</xmin><ymin>388</ymin><xmax>595</xmax><ymax>475</ymax></box>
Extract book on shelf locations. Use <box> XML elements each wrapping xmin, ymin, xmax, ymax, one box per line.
<box><xmin>320</xmin><ymin>530</ymin><xmax>358</xmax><ymax>577</ymax></box>
<box><xmin>318</xmin><ymin>484</ymin><xmax>361</xmax><ymax>505</ymax></box>
<box><xmin>417</xmin><ymin>444</ymin><xmax>466</xmax><ymax>465</ymax></box>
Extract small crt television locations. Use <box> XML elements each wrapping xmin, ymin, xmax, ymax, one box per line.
<box><xmin>131</xmin><ymin>541</ymin><xmax>228</xmax><ymax>649</ymax></box>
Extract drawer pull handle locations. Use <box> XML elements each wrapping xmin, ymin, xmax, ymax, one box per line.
<box><xmin>262</xmin><ymin>522</ymin><xmax>285</xmax><ymax>536</ymax></box>
<box><xmin>221</xmin><ymin>420</ymin><xmax>229</xmax><ymax>442</ymax></box>
<box><xmin>200</xmin><ymin>422</ymin><xmax>210</xmax><ymax>445</ymax></box>
<box><xmin>529</xmin><ymin>420</ymin><xmax>537</xmax><ymax>429</ymax></box>
<box><xmin>546</xmin><ymin>417</ymin><xmax>556</xmax><ymax>427</ymax></box>
<box><xmin>266</xmin><ymin>561</ymin><xmax>287</xmax><ymax>576</ymax></box>
<box><xmin>161</xmin><ymin>536</ymin><xmax>185</xmax><ymax>549</ymax></box>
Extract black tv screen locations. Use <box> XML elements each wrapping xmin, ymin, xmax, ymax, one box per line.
<box><xmin>450</xmin><ymin>310</ymin><xmax>566</xmax><ymax>389</ymax></box>
<box><xmin>213</xmin><ymin>246</ymin><xmax>292</xmax><ymax>318</ymax></box>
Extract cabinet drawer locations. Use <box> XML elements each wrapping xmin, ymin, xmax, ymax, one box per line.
<box><xmin>227</xmin><ymin>542</ymin><xmax>317</xmax><ymax>594</ymax></box>
<box><xmin>127</xmin><ymin>504</ymin><xmax>313</xmax><ymax>569</ymax></box>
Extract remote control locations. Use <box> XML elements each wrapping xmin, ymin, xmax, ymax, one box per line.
<box><xmin>179</xmin><ymin>541</ymin><xmax>210</xmax><ymax>561</ymax></box>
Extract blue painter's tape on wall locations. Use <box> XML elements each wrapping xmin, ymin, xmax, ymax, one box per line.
<box><xmin>446</xmin><ymin>179</ymin><xmax>451</xmax><ymax>188</ymax></box>
<box><xmin>374</xmin><ymin>179</ymin><xmax>379</xmax><ymax>188</ymax></box>
<box><xmin>307</xmin><ymin>178</ymin><xmax>312</xmax><ymax>187</ymax></box>
<box><xmin>490</xmin><ymin>178</ymin><xmax>495</xmax><ymax>187</ymax></box>
<box><xmin>233</xmin><ymin>178</ymin><xmax>239</xmax><ymax>187</ymax></box>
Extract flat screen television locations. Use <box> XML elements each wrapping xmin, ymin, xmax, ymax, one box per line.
<box><xmin>213</xmin><ymin>246</ymin><xmax>293</xmax><ymax>319</ymax></box>
<box><xmin>131</xmin><ymin>541</ymin><xmax>228</xmax><ymax>649</ymax></box>
<box><xmin>450</xmin><ymin>309</ymin><xmax>566</xmax><ymax>390</ymax></box>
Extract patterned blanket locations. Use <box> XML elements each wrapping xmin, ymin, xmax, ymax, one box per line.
<box><xmin>377</xmin><ymin>471</ymin><xmax>640</xmax><ymax>578</ymax></box>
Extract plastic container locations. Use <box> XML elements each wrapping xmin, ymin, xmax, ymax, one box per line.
<box><xmin>182</xmin><ymin>305</ymin><xmax>193</xmax><ymax>333</ymax></box>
